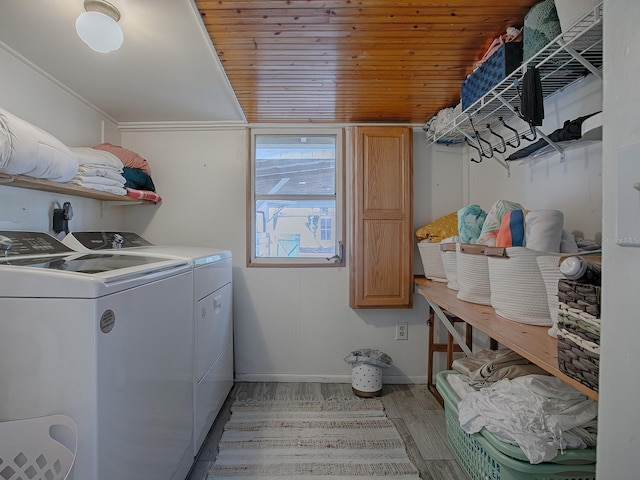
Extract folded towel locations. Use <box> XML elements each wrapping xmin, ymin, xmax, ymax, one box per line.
<box><xmin>123</xmin><ymin>167</ymin><xmax>156</xmax><ymax>192</ymax></box>
<box><xmin>70</xmin><ymin>175</ymin><xmax>125</xmax><ymax>187</ymax></box>
<box><xmin>77</xmin><ymin>165</ymin><xmax>125</xmax><ymax>182</ymax></box>
<box><xmin>94</xmin><ymin>143</ymin><xmax>152</xmax><ymax>175</ymax></box>
<box><xmin>77</xmin><ymin>182</ymin><xmax>126</xmax><ymax>196</ymax></box>
<box><xmin>70</xmin><ymin>146</ymin><xmax>124</xmax><ymax>169</ymax></box>
<box><xmin>125</xmin><ymin>187</ymin><xmax>162</xmax><ymax>203</ymax></box>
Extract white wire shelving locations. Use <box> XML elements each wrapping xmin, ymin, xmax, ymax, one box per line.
<box><xmin>424</xmin><ymin>2</ymin><xmax>603</xmax><ymax>174</ymax></box>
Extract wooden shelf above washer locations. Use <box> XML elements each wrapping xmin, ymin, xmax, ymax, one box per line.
<box><xmin>0</xmin><ymin>173</ymin><xmax>155</xmax><ymax>204</ymax></box>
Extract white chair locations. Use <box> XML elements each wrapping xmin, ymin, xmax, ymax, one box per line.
<box><xmin>0</xmin><ymin>414</ymin><xmax>77</xmax><ymax>480</ymax></box>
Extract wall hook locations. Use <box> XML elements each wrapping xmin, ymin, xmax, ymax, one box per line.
<box><xmin>465</xmin><ymin>137</ymin><xmax>483</xmax><ymax>163</ymax></box>
<box><xmin>521</xmin><ymin>121</ymin><xmax>538</xmax><ymax>142</ymax></box>
<box><xmin>499</xmin><ymin>117</ymin><xmax>521</xmax><ymax>148</ymax></box>
<box><xmin>475</xmin><ymin>131</ymin><xmax>494</xmax><ymax>158</ymax></box>
<box><xmin>487</xmin><ymin>124</ymin><xmax>507</xmax><ymax>154</ymax></box>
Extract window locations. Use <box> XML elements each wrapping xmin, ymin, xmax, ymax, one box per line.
<box><xmin>248</xmin><ymin>128</ymin><xmax>344</xmax><ymax>266</ymax></box>
<box><xmin>320</xmin><ymin>218</ymin><xmax>332</xmax><ymax>241</ymax></box>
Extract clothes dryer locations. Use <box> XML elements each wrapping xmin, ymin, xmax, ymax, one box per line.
<box><xmin>0</xmin><ymin>231</ymin><xmax>194</xmax><ymax>480</ymax></box>
<box><xmin>62</xmin><ymin>231</ymin><xmax>233</xmax><ymax>455</ymax></box>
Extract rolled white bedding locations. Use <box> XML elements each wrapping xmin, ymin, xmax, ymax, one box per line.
<box><xmin>0</xmin><ymin>106</ymin><xmax>78</xmax><ymax>182</ymax></box>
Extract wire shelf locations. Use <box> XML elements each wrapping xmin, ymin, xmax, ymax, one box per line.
<box><xmin>425</xmin><ymin>3</ymin><xmax>603</xmax><ymax>149</ymax></box>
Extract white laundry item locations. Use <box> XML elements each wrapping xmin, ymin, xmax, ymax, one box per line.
<box><xmin>458</xmin><ymin>375</ymin><xmax>598</xmax><ymax>464</ymax></box>
<box><xmin>73</xmin><ymin>182</ymin><xmax>126</xmax><ymax>196</ymax></box>
<box><xmin>70</xmin><ymin>175</ymin><xmax>125</xmax><ymax>187</ymax></box>
<box><xmin>77</xmin><ymin>165</ymin><xmax>125</xmax><ymax>182</ymax></box>
<box><xmin>446</xmin><ymin>373</ymin><xmax>476</xmax><ymax>400</ymax></box>
<box><xmin>70</xmin><ymin>146</ymin><xmax>124</xmax><ymax>169</ymax></box>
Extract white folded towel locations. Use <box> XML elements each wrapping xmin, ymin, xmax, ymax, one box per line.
<box><xmin>69</xmin><ymin>146</ymin><xmax>123</xmax><ymax>169</ymax></box>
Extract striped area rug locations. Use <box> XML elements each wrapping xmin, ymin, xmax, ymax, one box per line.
<box><xmin>208</xmin><ymin>399</ymin><xmax>421</xmax><ymax>479</ymax></box>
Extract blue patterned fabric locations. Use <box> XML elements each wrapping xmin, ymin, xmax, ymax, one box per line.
<box><xmin>461</xmin><ymin>43</ymin><xmax>523</xmax><ymax>110</ymax></box>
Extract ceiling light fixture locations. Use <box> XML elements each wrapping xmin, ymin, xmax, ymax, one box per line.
<box><xmin>76</xmin><ymin>0</ymin><xmax>123</xmax><ymax>53</ymax></box>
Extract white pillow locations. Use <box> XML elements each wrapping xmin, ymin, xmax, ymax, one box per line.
<box><xmin>0</xmin><ymin>106</ymin><xmax>78</xmax><ymax>182</ymax></box>
<box><xmin>525</xmin><ymin>210</ymin><xmax>564</xmax><ymax>252</ymax></box>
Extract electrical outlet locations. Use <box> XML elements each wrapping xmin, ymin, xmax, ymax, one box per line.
<box><xmin>396</xmin><ymin>322</ymin><xmax>408</xmax><ymax>340</ymax></box>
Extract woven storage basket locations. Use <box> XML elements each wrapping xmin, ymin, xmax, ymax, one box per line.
<box><xmin>440</xmin><ymin>242</ymin><xmax>459</xmax><ymax>290</ymax></box>
<box><xmin>456</xmin><ymin>243</ymin><xmax>491</xmax><ymax>305</ymax></box>
<box><xmin>417</xmin><ymin>240</ymin><xmax>447</xmax><ymax>282</ymax></box>
<box><xmin>536</xmin><ymin>255</ymin><xmax>566</xmax><ymax>337</ymax></box>
<box><xmin>557</xmin><ymin>279</ymin><xmax>601</xmax><ymax>392</ymax></box>
<box><xmin>435</xmin><ymin>371</ymin><xmax>596</xmax><ymax>480</ymax></box>
<box><xmin>486</xmin><ymin>247</ymin><xmax>561</xmax><ymax>326</ymax></box>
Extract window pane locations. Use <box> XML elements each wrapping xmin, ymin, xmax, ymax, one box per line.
<box><xmin>255</xmin><ymin>200</ymin><xmax>336</xmax><ymax>258</ymax></box>
<box><xmin>320</xmin><ymin>218</ymin><xmax>332</xmax><ymax>241</ymax></box>
<box><xmin>255</xmin><ymin>135</ymin><xmax>336</xmax><ymax>196</ymax></box>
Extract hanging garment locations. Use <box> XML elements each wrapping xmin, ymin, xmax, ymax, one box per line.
<box><xmin>521</xmin><ymin>66</ymin><xmax>545</xmax><ymax>126</ymax></box>
<box><xmin>507</xmin><ymin>112</ymin><xmax>600</xmax><ymax>161</ymax></box>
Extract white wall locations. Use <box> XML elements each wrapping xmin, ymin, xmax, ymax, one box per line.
<box><xmin>0</xmin><ymin>45</ymin><xmax>124</xmax><ymax>234</ymax></box>
<box><xmin>466</xmin><ymin>74</ymin><xmax>603</xmax><ymax>240</ymax></box>
<box><xmin>413</xmin><ymin>135</ymin><xmax>465</xmax><ymax>276</ymax></box>
<box><xmin>598</xmin><ymin>0</ymin><xmax>640</xmax><ymax>476</ymax></box>
<box><xmin>119</xmin><ymin>127</ymin><xmax>458</xmax><ymax>383</ymax></box>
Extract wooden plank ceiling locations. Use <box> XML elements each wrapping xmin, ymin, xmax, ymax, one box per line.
<box><xmin>195</xmin><ymin>0</ymin><xmax>540</xmax><ymax>124</ymax></box>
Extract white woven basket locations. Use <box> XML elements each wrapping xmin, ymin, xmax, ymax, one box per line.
<box><xmin>456</xmin><ymin>243</ymin><xmax>491</xmax><ymax>305</ymax></box>
<box><xmin>417</xmin><ymin>240</ymin><xmax>447</xmax><ymax>282</ymax></box>
<box><xmin>536</xmin><ymin>255</ymin><xmax>565</xmax><ymax>337</ymax></box>
<box><xmin>440</xmin><ymin>243</ymin><xmax>459</xmax><ymax>290</ymax></box>
<box><xmin>487</xmin><ymin>247</ymin><xmax>557</xmax><ymax>326</ymax></box>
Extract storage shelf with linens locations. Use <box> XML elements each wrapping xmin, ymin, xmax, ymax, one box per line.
<box><xmin>415</xmin><ymin>277</ymin><xmax>598</xmax><ymax>401</ymax></box>
<box><xmin>423</xmin><ymin>2</ymin><xmax>603</xmax><ymax>165</ymax></box>
<box><xmin>0</xmin><ymin>172</ymin><xmax>155</xmax><ymax>204</ymax></box>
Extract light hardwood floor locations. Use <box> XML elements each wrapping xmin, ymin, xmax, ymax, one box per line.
<box><xmin>185</xmin><ymin>382</ymin><xmax>469</xmax><ymax>480</ymax></box>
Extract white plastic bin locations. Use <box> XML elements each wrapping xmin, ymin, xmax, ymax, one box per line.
<box><xmin>0</xmin><ymin>414</ymin><xmax>77</xmax><ymax>480</ymax></box>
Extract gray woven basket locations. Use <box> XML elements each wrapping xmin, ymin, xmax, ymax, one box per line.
<box><xmin>556</xmin><ymin>279</ymin><xmax>601</xmax><ymax>392</ymax></box>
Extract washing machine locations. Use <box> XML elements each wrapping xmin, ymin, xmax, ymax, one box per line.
<box><xmin>62</xmin><ymin>231</ymin><xmax>233</xmax><ymax>456</ymax></box>
<box><xmin>0</xmin><ymin>231</ymin><xmax>194</xmax><ymax>480</ymax></box>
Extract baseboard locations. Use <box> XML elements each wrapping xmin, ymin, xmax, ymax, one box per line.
<box><xmin>234</xmin><ymin>373</ymin><xmax>427</xmax><ymax>384</ymax></box>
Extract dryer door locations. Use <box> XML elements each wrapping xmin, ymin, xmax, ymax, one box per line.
<box><xmin>196</xmin><ymin>282</ymin><xmax>232</xmax><ymax>383</ymax></box>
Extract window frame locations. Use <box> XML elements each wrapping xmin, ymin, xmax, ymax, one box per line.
<box><xmin>247</xmin><ymin>127</ymin><xmax>344</xmax><ymax>267</ymax></box>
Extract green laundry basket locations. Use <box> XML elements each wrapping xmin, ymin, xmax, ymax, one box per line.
<box><xmin>435</xmin><ymin>371</ymin><xmax>596</xmax><ymax>480</ymax></box>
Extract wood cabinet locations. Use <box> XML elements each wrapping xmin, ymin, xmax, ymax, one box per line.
<box><xmin>350</xmin><ymin>126</ymin><xmax>413</xmax><ymax>308</ymax></box>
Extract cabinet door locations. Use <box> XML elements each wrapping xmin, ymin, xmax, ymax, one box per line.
<box><xmin>350</xmin><ymin>126</ymin><xmax>413</xmax><ymax>308</ymax></box>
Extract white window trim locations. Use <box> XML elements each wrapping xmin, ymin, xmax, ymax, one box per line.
<box><xmin>248</xmin><ymin>127</ymin><xmax>344</xmax><ymax>267</ymax></box>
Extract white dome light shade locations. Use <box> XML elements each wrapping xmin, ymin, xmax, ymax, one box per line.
<box><xmin>76</xmin><ymin>11</ymin><xmax>123</xmax><ymax>53</ymax></box>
